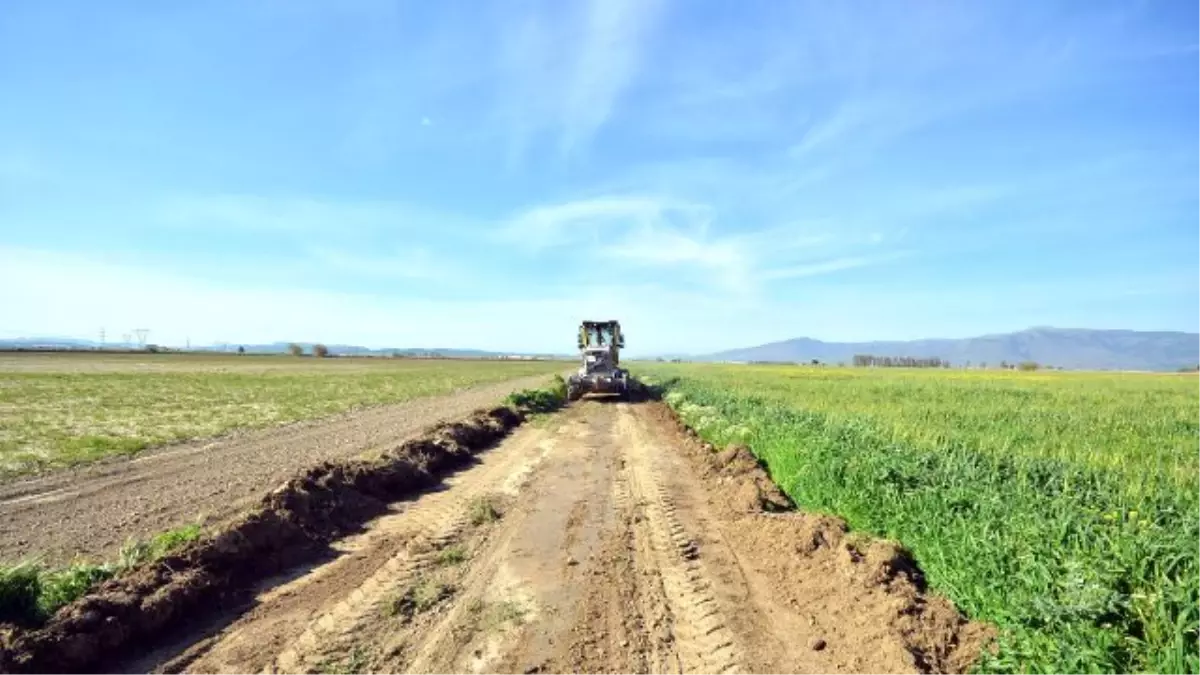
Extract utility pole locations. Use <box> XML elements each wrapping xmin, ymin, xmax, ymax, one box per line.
<box><xmin>133</xmin><ymin>328</ymin><xmax>149</xmax><ymax>349</ymax></box>
<box><xmin>99</xmin><ymin>328</ymin><xmax>105</xmax><ymax>349</ymax></box>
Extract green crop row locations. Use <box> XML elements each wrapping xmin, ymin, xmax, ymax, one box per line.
<box><xmin>635</xmin><ymin>363</ymin><xmax>1199</xmax><ymax>674</ymax></box>
<box><xmin>0</xmin><ymin>524</ymin><xmax>203</xmax><ymax>626</ymax></box>
<box><xmin>505</xmin><ymin>374</ymin><xmax>569</xmax><ymax>413</ymax></box>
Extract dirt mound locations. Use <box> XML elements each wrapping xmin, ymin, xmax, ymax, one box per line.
<box><xmin>652</xmin><ymin>404</ymin><xmax>995</xmax><ymax>673</ymax></box>
<box><xmin>703</xmin><ymin>442</ymin><xmax>795</xmax><ymax>513</ymax></box>
<box><xmin>0</xmin><ymin>406</ymin><xmax>529</xmax><ymax>674</ymax></box>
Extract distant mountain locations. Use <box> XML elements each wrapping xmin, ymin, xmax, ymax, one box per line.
<box><xmin>192</xmin><ymin>343</ymin><xmax>564</xmax><ymax>358</ymax></box>
<box><xmin>0</xmin><ymin>337</ymin><xmax>565</xmax><ymax>359</ymax></box>
<box><xmin>0</xmin><ymin>337</ymin><xmax>106</xmax><ymax>349</ymax></box>
<box><xmin>698</xmin><ymin>327</ymin><xmax>1200</xmax><ymax>371</ymax></box>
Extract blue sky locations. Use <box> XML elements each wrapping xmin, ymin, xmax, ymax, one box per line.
<box><xmin>1</xmin><ymin>0</ymin><xmax>1196</xmax><ymax>355</ymax></box>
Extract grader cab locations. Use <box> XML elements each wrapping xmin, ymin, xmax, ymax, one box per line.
<box><xmin>567</xmin><ymin>320</ymin><xmax>629</xmax><ymax>401</ymax></box>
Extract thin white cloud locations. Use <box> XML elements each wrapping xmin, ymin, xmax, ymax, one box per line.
<box><xmin>786</xmin><ymin>93</ymin><xmax>975</xmax><ymax>165</ymax></box>
<box><xmin>0</xmin><ymin>246</ymin><xmax>763</xmax><ymax>354</ymax></box>
<box><xmin>788</xmin><ymin>101</ymin><xmax>878</xmax><ymax>158</ymax></box>
<box><xmin>498</xmin><ymin>192</ymin><xmax>898</xmax><ymax>295</ymax></box>
<box><xmin>3</xmin><ymin>245</ymin><xmax>1189</xmax><ymax>355</ymax></box>
<box><xmin>499</xmin><ymin>196</ymin><xmax>703</xmax><ymax>250</ymax></box>
<box><xmin>599</xmin><ymin>224</ymin><xmax>751</xmax><ymax>293</ymax></box>
<box><xmin>497</xmin><ymin>0</ymin><xmax>667</xmax><ymax>162</ymax></box>
<box><xmin>559</xmin><ymin>0</ymin><xmax>667</xmax><ymax>155</ymax></box>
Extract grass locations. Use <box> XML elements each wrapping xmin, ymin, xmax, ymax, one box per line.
<box><xmin>468</xmin><ymin>495</ymin><xmax>503</xmax><ymax>526</ymax></box>
<box><xmin>482</xmin><ymin>600</ymin><xmax>527</xmax><ymax>630</ymax></box>
<box><xmin>0</xmin><ymin>523</ymin><xmax>203</xmax><ymax>625</ymax></box>
<box><xmin>314</xmin><ymin>645</ymin><xmax>370</xmax><ymax>674</ymax></box>
<box><xmin>635</xmin><ymin>363</ymin><xmax>1199</xmax><ymax>674</ymax></box>
<box><xmin>505</xmin><ymin>373</ymin><xmax>569</xmax><ymax>413</ymax></box>
<box><xmin>436</xmin><ymin>545</ymin><xmax>468</xmax><ymax>566</ymax></box>
<box><xmin>389</xmin><ymin>577</ymin><xmax>454</xmax><ymax>620</ymax></box>
<box><xmin>467</xmin><ymin>598</ymin><xmax>527</xmax><ymax>632</ymax></box>
<box><xmin>0</xmin><ymin>352</ymin><xmax>567</xmax><ymax>476</ymax></box>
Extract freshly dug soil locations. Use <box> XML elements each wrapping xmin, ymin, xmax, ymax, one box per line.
<box><xmin>145</xmin><ymin>400</ymin><xmax>992</xmax><ymax>675</ymax></box>
<box><xmin>1</xmin><ymin>393</ymin><xmax>996</xmax><ymax>674</ymax></box>
<box><xmin>650</xmin><ymin>404</ymin><xmax>997</xmax><ymax>673</ymax></box>
<box><xmin>0</xmin><ymin>406</ymin><xmax>528</xmax><ymax>674</ymax></box>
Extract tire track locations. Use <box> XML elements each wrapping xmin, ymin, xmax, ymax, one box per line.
<box><xmin>617</xmin><ymin>405</ymin><xmax>745</xmax><ymax>675</ymax></box>
<box><xmin>126</xmin><ymin>399</ymin><xmax>988</xmax><ymax>675</ymax></box>
<box><xmin>174</xmin><ymin>424</ymin><xmax>560</xmax><ymax>674</ymax></box>
<box><xmin>611</xmin><ymin>451</ymin><xmax>680</xmax><ymax>674</ymax></box>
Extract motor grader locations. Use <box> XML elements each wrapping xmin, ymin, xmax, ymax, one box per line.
<box><xmin>566</xmin><ymin>320</ymin><xmax>629</xmax><ymax>401</ymax></box>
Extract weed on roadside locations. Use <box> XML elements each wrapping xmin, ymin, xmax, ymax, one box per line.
<box><xmin>0</xmin><ymin>562</ymin><xmax>42</xmax><ymax>624</ymax></box>
<box><xmin>388</xmin><ymin>577</ymin><xmax>454</xmax><ymax>620</ymax></box>
<box><xmin>476</xmin><ymin>599</ymin><xmax>527</xmax><ymax>632</ymax></box>
<box><xmin>118</xmin><ymin>523</ymin><xmax>203</xmax><ymax>570</ymax></box>
<box><xmin>467</xmin><ymin>496</ymin><xmax>502</xmax><ymax>526</ymax></box>
<box><xmin>504</xmin><ymin>374</ymin><xmax>568</xmax><ymax>414</ymax></box>
<box><xmin>436</xmin><ymin>545</ymin><xmax>467</xmax><ymax>566</ymax></box>
<box><xmin>0</xmin><ymin>522</ymin><xmax>205</xmax><ymax>625</ymax></box>
<box><xmin>313</xmin><ymin>644</ymin><xmax>370</xmax><ymax>674</ymax></box>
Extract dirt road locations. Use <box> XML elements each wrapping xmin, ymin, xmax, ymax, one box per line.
<box><xmin>143</xmin><ymin>400</ymin><xmax>987</xmax><ymax>675</ymax></box>
<box><xmin>0</xmin><ymin>374</ymin><xmax>557</xmax><ymax>565</ymax></box>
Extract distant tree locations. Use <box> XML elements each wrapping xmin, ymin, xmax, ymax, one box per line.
<box><xmin>979</xmin><ymin>362</ymin><xmax>987</xmax><ymax>369</ymax></box>
<box><xmin>811</xmin><ymin>358</ymin><xmax>820</xmax><ymax>366</ymax></box>
<box><xmin>237</xmin><ymin>345</ymin><xmax>245</xmax><ymax>355</ymax></box>
<box><xmin>1018</xmin><ymin>361</ymin><xmax>1039</xmax><ymax>371</ymax></box>
<box><xmin>288</xmin><ymin>343</ymin><xmax>303</xmax><ymax>356</ymax></box>
<box><xmin>146</xmin><ymin>344</ymin><xmax>161</xmax><ymax>353</ymax></box>
<box><xmin>313</xmin><ymin>344</ymin><xmax>330</xmax><ymax>358</ymax></box>
<box><xmin>999</xmin><ymin>360</ymin><xmax>1009</xmax><ymax>370</ymax></box>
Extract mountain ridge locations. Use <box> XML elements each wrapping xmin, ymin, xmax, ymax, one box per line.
<box><xmin>694</xmin><ymin>327</ymin><xmax>1199</xmax><ymax>371</ymax></box>
<box><xmin>0</xmin><ymin>338</ymin><xmax>565</xmax><ymax>359</ymax></box>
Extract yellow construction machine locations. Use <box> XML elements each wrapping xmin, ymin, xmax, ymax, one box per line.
<box><xmin>566</xmin><ymin>320</ymin><xmax>629</xmax><ymax>401</ymax></box>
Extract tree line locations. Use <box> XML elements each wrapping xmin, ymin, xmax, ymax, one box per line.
<box><xmin>852</xmin><ymin>354</ymin><xmax>950</xmax><ymax>368</ymax></box>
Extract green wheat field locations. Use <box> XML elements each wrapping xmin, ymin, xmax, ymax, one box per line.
<box><xmin>635</xmin><ymin>363</ymin><xmax>1199</xmax><ymax>674</ymax></box>
<box><xmin>0</xmin><ymin>352</ymin><xmax>565</xmax><ymax>478</ymax></box>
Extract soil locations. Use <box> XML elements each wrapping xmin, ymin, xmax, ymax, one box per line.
<box><xmin>9</xmin><ymin>399</ymin><xmax>993</xmax><ymax>674</ymax></box>
<box><xmin>0</xmin><ymin>374</ymin><xmax>555</xmax><ymax>565</ymax></box>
